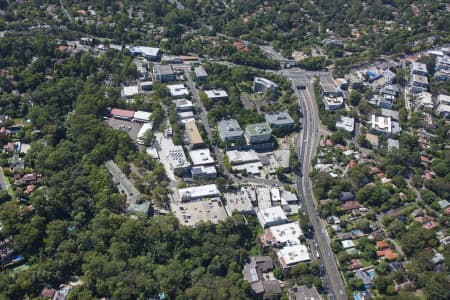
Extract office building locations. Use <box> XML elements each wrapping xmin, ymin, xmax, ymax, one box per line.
<box><xmin>253</xmin><ymin>77</ymin><xmax>278</xmax><ymax>93</ymax></box>
<box><xmin>217</xmin><ymin>119</ymin><xmax>243</xmax><ymax>142</ymax></box>
<box><xmin>245</xmin><ymin>123</ymin><xmax>272</xmax><ymax>144</ymax></box>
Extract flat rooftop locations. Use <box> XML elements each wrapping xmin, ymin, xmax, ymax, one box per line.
<box><xmin>217</xmin><ymin>119</ymin><xmax>243</xmax><ymax>139</ymax></box>
<box><xmin>277</xmin><ymin>244</ymin><xmax>311</xmax><ymax>268</ymax></box>
<box><xmin>188</xmin><ymin>148</ymin><xmax>215</xmax><ymax>166</ymax></box>
<box><xmin>320</xmin><ymin>76</ymin><xmax>338</xmax><ymax>93</ymax></box>
<box><xmin>205</xmin><ymin>89</ymin><xmax>228</xmax><ymax>99</ymax></box>
<box><xmin>267</xmin><ymin>222</ymin><xmax>303</xmax><ymax>245</ymax></box>
<box><xmin>185</xmin><ymin>121</ymin><xmax>204</xmax><ymax>146</ymax></box>
<box><xmin>265</xmin><ymin>112</ymin><xmax>294</xmax><ymax>126</ymax></box>
<box><xmin>178</xmin><ymin>184</ymin><xmax>220</xmax><ymax>201</ymax></box>
<box><xmin>227</xmin><ymin>150</ymin><xmax>260</xmax><ymax>165</ymax></box>
<box><xmin>245</xmin><ymin>123</ymin><xmax>272</xmax><ymax>136</ymax></box>
<box><xmin>224</xmin><ymin>186</ymin><xmax>255</xmax><ymax>215</ymax></box>
<box><xmin>153</xmin><ymin>64</ymin><xmax>173</xmax><ymax>75</ymax></box>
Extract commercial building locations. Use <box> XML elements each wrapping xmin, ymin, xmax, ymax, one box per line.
<box><xmin>217</xmin><ymin>119</ymin><xmax>243</xmax><ymax>142</ymax></box>
<box><xmin>204</xmin><ymin>89</ymin><xmax>228</xmax><ymax>100</ymax></box>
<box><xmin>178</xmin><ymin>184</ymin><xmax>220</xmax><ymax>202</ymax></box>
<box><xmin>257</xmin><ymin>187</ymin><xmax>272</xmax><ymax>210</ymax></box>
<box><xmin>133</xmin><ymin>110</ymin><xmax>152</xmax><ymax>123</ymax></box>
<box><xmin>185</xmin><ymin>121</ymin><xmax>204</xmax><ymax>149</ymax></box>
<box><xmin>194</xmin><ymin>65</ymin><xmax>207</xmax><ymax>81</ymax></box>
<box><xmin>335</xmin><ymin>116</ymin><xmax>355</xmax><ymax>133</ymax></box>
<box><xmin>191</xmin><ymin>165</ymin><xmax>217</xmax><ymax>179</ymax></box>
<box><xmin>273</xmin><ymin>150</ymin><xmax>290</xmax><ymax>171</ymax></box>
<box><xmin>265</xmin><ymin>112</ymin><xmax>294</xmax><ymax>129</ymax></box>
<box><xmin>277</xmin><ymin>244</ymin><xmax>311</xmax><ymax>269</ymax></box>
<box><xmin>110</xmin><ymin>108</ymin><xmax>135</xmax><ymax>120</ymax></box>
<box><xmin>136</xmin><ymin>122</ymin><xmax>153</xmax><ymax>145</ymax></box>
<box><xmin>410</xmin><ymin>61</ymin><xmax>428</xmax><ymax>76</ymax></box>
<box><xmin>436</xmin><ymin>94</ymin><xmax>450</xmax><ymax>118</ymax></box>
<box><xmin>253</xmin><ymin>77</ymin><xmax>278</xmax><ymax>93</ymax></box>
<box><xmin>245</xmin><ymin>123</ymin><xmax>272</xmax><ymax>144</ymax></box>
<box><xmin>319</xmin><ymin>77</ymin><xmax>341</xmax><ymax>97</ymax></box>
<box><xmin>166</xmin><ymin>143</ymin><xmax>191</xmax><ymax>174</ymax></box>
<box><xmin>224</xmin><ymin>186</ymin><xmax>255</xmax><ymax>215</ymax></box>
<box><xmin>105</xmin><ymin>160</ymin><xmax>149</xmax><ymax>216</ymax></box>
<box><xmin>264</xmin><ymin>222</ymin><xmax>303</xmax><ymax>247</ymax></box>
<box><xmin>227</xmin><ymin>150</ymin><xmax>260</xmax><ymax>165</ymax></box>
<box><xmin>167</xmin><ymin>84</ymin><xmax>190</xmax><ymax>98</ymax></box>
<box><xmin>173</xmin><ymin>98</ymin><xmax>194</xmax><ymax>112</ymax></box>
<box><xmin>188</xmin><ymin>148</ymin><xmax>215</xmax><ymax>166</ymax></box>
<box><xmin>121</xmin><ymin>85</ymin><xmax>139</xmax><ymax>100</ymax></box>
<box><xmin>323</xmin><ymin>96</ymin><xmax>344</xmax><ymax>110</ymax></box>
<box><xmin>153</xmin><ymin>65</ymin><xmax>175</xmax><ymax>82</ymax></box>
<box><xmin>129</xmin><ymin>46</ymin><xmax>160</xmax><ymax>60</ymax></box>
<box><xmin>257</xmin><ymin>206</ymin><xmax>288</xmax><ymax>228</ymax></box>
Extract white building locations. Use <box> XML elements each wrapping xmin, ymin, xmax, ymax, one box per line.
<box><xmin>191</xmin><ymin>165</ymin><xmax>217</xmax><ymax>179</ymax></box>
<box><xmin>227</xmin><ymin>150</ymin><xmax>260</xmax><ymax>165</ymax></box>
<box><xmin>277</xmin><ymin>245</ymin><xmax>311</xmax><ymax>269</ymax></box>
<box><xmin>410</xmin><ymin>61</ymin><xmax>428</xmax><ymax>76</ymax></box>
<box><xmin>342</xmin><ymin>240</ymin><xmax>355</xmax><ymax>249</ymax></box>
<box><xmin>133</xmin><ymin>110</ymin><xmax>152</xmax><ymax>123</ymax></box>
<box><xmin>410</xmin><ymin>74</ymin><xmax>428</xmax><ymax>93</ymax></box>
<box><xmin>204</xmin><ymin>89</ymin><xmax>228</xmax><ymax>100</ymax></box>
<box><xmin>271</xmin><ymin>188</ymin><xmax>281</xmax><ymax>204</ymax></box>
<box><xmin>323</xmin><ymin>96</ymin><xmax>344</xmax><ymax>110</ymax></box>
<box><xmin>371</xmin><ymin>115</ymin><xmax>393</xmax><ymax>135</ymax></box>
<box><xmin>167</xmin><ymin>84</ymin><xmax>190</xmax><ymax>98</ymax></box>
<box><xmin>266</xmin><ymin>222</ymin><xmax>303</xmax><ymax>246</ymax></box>
<box><xmin>257</xmin><ymin>187</ymin><xmax>272</xmax><ymax>210</ymax></box>
<box><xmin>336</xmin><ymin>116</ymin><xmax>355</xmax><ymax>133</ymax></box>
<box><xmin>253</xmin><ymin>77</ymin><xmax>278</xmax><ymax>93</ymax></box>
<box><xmin>436</xmin><ymin>94</ymin><xmax>450</xmax><ymax>118</ymax></box>
<box><xmin>121</xmin><ymin>85</ymin><xmax>139</xmax><ymax>100</ymax></box>
<box><xmin>257</xmin><ymin>206</ymin><xmax>288</xmax><ymax>228</ymax></box>
<box><xmin>166</xmin><ymin>143</ymin><xmax>191</xmax><ymax>173</ymax></box>
<box><xmin>173</xmin><ymin>98</ymin><xmax>194</xmax><ymax>112</ymax></box>
<box><xmin>178</xmin><ymin>184</ymin><xmax>220</xmax><ymax>202</ymax></box>
<box><xmin>136</xmin><ymin>122</ymin><xmax>153</xmax><ymax>145</ymax></box>
<box><xmin>128</xmin><ymin>46</ymin><xmax>160</xmax><ymax>60</ymax></box>
<box><xmin>188</xmin><ymin>148</ymin><xmax>215</xmax><ymax>166</ymax></box>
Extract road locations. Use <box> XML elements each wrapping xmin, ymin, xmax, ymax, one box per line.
<box><xmin>59</xmin><ymin>0</ymin><xmax>73</xmax><ymax>22</ymax></box>
<box><xmin>281</xmin><ymin>68</ymin><xmax>347</xmax><ymax>300</ymax></box>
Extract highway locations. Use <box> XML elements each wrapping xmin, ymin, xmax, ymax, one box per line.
<box><xmin>282</xmin><ymin>68</ymin><xmax>347</xmax><ymax>300</ymax></box>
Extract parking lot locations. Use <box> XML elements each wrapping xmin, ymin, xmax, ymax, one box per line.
<box><xmin>171</xmin><ymin>198</ymin><xmax>229</xmax><ymax>227</ymax></box>
<box><xmin>106</xmin><ymin>118</ymin><xmax>143</xmax><ymax>142</ymax></box>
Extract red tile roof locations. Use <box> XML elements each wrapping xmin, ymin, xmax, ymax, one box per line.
<box><xmin>377</xmin><ymin>241</ymin><xmax>389</xmax><ymax>249</ymax></box>
<box><xmin>110</xmin><ymin>108</ymin><xmax>135</xmax><ymax>118</ymax></box>
<box><xmin>341</xmin><ymin>201</ymin><xmax>362</xmax><ymax>211</ymax></box>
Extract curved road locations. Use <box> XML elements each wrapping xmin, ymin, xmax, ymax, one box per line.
<box><xmin>283</xmin><ymin>69</ymin><xmax>347</xmax><ymax>300</ymax></box>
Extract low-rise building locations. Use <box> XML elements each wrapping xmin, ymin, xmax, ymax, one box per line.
<box><xmin>257</xmin><ymin>187</ymin><xmax>272</xmax><ymax>210</ymax></box>
<box><xmin>242</xmin><ymin>256</ymin><xmax>281</xmax><ymax>299</ymax></box>
<box><xmin>191</xmin><ymin>165</ymin><xmax>217</xmax><ymax>179</ymax></box>
<box><xmin>323</xmin><ymin>96</ymin><xmax>344</xmax><ymax>110</ymax></box>
<box><xmin>173</xmin><ymin>98</ymin><xmax>194</xmax><ymax>112</ymax></box>
<box><xmin>167</xmin><ymin>84</ymin><xmax>189</xmax><ymax>98</ymax></box>
<box><xmin>188</xmin><ymin>148</ymin><xmax>215</xmax><ymax>166</ymax></box>
<box><xmin>264</xmin><ymin>222</ymin><xmax>303</xmax><ymax>247</ymax></box>
<box><xmin>129</xmin><ymin>46</ymin><xmax>161</xmax><ymax>61</ymax></box>
<box><xmin>245</xmin><ymin>123</ymin><xmax>272</xmax><ymax>144</ymax></box>
<box><xmin>133</xmin><ymin>110</ymin><xmax>152</xmax><ymax>123</ymax></box>
<box><xmin>434</xmin><ymin>69</ymin><xmax>450</xmax><ymax>81</ymax></box>
<box><xmin>121</xmin><ymin>85</ymin><xmax>139</xmax><ymax>100</ymax></box>
<box><xmin>273</xmin><ymin>150</ymin><xmax>290</xmax><ymax>171</ymax></box>
<box><xmin>319</xmin><ymin>77</ymin><xmax>341</xmax><ymax>97</ymax></box>
<box><xmin>265</xmin><ymin>112</ymin><xmax>294</xmax><ymax>129</ymax></box>
<box><xmin>227</xmin><ymin>150</ymin><xmax>260</xmax><ymax>165</ymax></box>
<box><xmin>257</xmin><ymin>206</ymin><xmax>288</xmax><ymax>228</ymax></box>
<box><xmin>136</xmin><ymin>122</ymin><xmax>153</xmax><ymax>145</ymax></box>
<box><xmin>253</xmin><ymin>77</ymin><xmax>278</xmax><ymax>93</ymax></box>
<box><xmin>217</xmin><ymin>119</ymin><xmax>243</xmax><ymax>142</ymax></box>
<box><xmin>185</xmin><ymin>121</ymin><xmax>204</xmax><ymax>149</ymax></box>
<box><xmin>110</xmin><ymin>108</ymin><xmax>135</xmax><ymax>120</ymax></box>
<box><xmin>371</xmin><ymin>115</ymin><xmax>401</xmax><ymax>135</ymax></box>
<box><xmin>194</xmin><ymin>65</ymin><xmax>207</xmax><ymax>81</ymax></box>
<box><xmin>336</xmin><ymin>116</ymin><xmax>355</xmax><ymax>133</ymax></box>
<box><xmin>436</xmin><ymin>55</ymin><xmax>450</xmax><ymax>71</ymax></box>
<box><xmin>277</xmin><ymin>244</ymin><xmax>311</xmax><ymax>269</ymax></box>
<box><xmin>204</xmin><ymin>89</ymin><xmax>228</xmax><ymax>100</ymax></box>
<box><xmin>178</xmin><ymin>184</ymin><xmax>220</xmax><ymax>202</ymax></box>
<box><xmin>380</xmin><ymin>108</ymin><xmax>399</xmax><ymax>120</ymax></box>
<box><xmin>166</xmin><ymin>143</ymin><xmax>191</xmax><ymax>174</ymax></box>
<box><xmin>436</xmin><ymin>94</ymin><xmax>450</xmax><ymax>118</ymax></box>
<box><xmin>153</xmin><ymin>64</ymin><xmax>175</xmax><ymax>82</ymax></box>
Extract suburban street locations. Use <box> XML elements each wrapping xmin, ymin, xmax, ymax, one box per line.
<box><xmin>281</xmin><ymin>68</ymin><xmax>347</xmax><ymax>300</ymax></box>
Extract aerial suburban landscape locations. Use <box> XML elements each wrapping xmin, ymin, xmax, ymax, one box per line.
<box><xmin>0</xmin><ymin>0</ymin><xmax>449</xmax><ymax>299</ymax></box>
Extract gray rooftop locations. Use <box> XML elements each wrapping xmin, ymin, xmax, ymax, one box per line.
<box><xmin>153</xmin><ymin>64</ymin><xmax>174</xmax><ymax>76</ymax></box>
<box><xmin>217</xmin><ymin>119</ymin><xmax>243</xmax><ymax>139</ymax></box>
<box><xmin>265</xmin><ymin>111</ymin><xmax>294</xmax><ymax>127</ymax></box>
<box><xmin>194</xmin><ymin>65</ymin><xmax>207</xmax><ymax>77</ymax></box>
